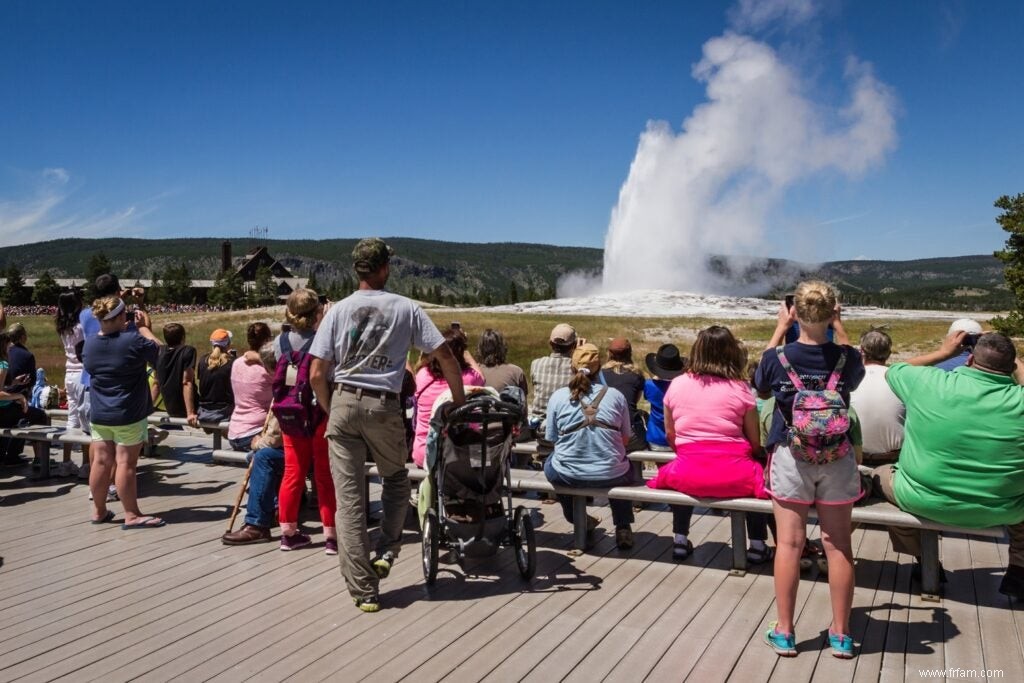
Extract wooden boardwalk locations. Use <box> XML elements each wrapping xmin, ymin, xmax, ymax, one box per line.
<box><xmin>1</xmin><ymin>436</ymin><xmax>1021</xmax><ymax>682</ymax></box>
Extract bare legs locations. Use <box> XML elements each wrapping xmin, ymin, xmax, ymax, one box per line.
<box><xmin>89</xmin><ymin>440</ymin><xmax>155</xmax><ymax>525</ymax></box>
<box><xmin>771</xmin><ymin>499</ymin><xmax>855</xmax><ymax>635</ymax></box>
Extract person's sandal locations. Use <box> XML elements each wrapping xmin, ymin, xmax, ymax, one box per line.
<box><xmin>746</xmin><ymin>545</ymin><xmax>775</xmax><ymax>565</ymax></box>
<box><xmin>673</xmin><ymin>539</ymin><xmax>694</xmax><ymax>561</ymax></box>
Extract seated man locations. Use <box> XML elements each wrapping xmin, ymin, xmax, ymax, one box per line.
<box><xmin>849</xmin><ymin>329</ymin><xmax>905</xmax><ymax>465</ymax></box>
<box><xmin>871</xmin><ymin>331</ymin><xmax>1024</xmax><ymax>596</ymax></box>
<box><xmin>528</xmin><ymin>323</ymin><xmax>577</xmax><ymax>463</ymax></box>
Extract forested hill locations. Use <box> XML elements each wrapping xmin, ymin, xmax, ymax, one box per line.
<box><xmin>0</xmin><ymin>238</ymin><xmax>1009</xmax><ymax>310</ymax></box>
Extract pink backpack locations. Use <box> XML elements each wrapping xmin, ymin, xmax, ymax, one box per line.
<box><xmin>775</xmin><ymin>346</ymin><xmax>853</xmax><ymax>465</ymax></box>
<box><xmin>271</xmin><ymin>336</ymin><xmax>325</xmax><ymax>437</ymax></box>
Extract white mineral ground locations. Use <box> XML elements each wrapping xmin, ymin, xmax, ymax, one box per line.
<box><xmin>460</xmin><ymin>289</ymin><xmax>1000</xmax><ymax>321</ymax></box>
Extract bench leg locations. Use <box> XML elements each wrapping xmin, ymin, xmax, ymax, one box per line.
<box><xmin>920</xmin><ymin>530</ymin><xmax>942</xmax><ymax>602</ymax></box>
<box><xmin>35</xmin><ymin>442</ymin><xmax>51</xmax><ymax>480</ymax></box>
<box><xmin>573</xmin><ymin>495</ymin><xmax>588</xmax><ymax>552</ymax></box>
<box><xmin>213</xmin><ymin>432</ymin><xmax>222</xmax><ymax>451</ymax></box>
<box><xmin>728</xmin><ymin>511</ymin><xmax>748</xmax><ymax>576</ymax></box>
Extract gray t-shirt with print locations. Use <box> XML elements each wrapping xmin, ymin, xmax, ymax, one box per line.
<box><xmin>309</xmin><ymin>288</ymin><xmax>445</xmax><ymax>394</ymax></box>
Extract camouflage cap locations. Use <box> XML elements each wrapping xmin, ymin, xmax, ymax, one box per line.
<box><xmin>352</xmin><ymin>238</ymin><xmax>393</xmax><ymax>274</ymax></box>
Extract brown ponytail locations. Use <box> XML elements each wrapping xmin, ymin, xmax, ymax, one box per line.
<box><xmin>569</xmin><ymin>369</ymin><xmax>592</xmax><ymax>403</ymax></box>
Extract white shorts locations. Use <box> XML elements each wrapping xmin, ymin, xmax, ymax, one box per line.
<box><xmin>766</xmin><ymin>445</ymin><xmax>863</xmax><ymax>506</ymax></box>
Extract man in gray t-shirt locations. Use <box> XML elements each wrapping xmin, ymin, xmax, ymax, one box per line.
<box><xmin>310</xmin><ymin>238</ymin><xmax>465</xmax><ymax>612</ymax></box>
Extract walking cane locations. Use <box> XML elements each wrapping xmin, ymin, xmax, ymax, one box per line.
<box><xmin>226</xmin><ymin>458</ymin><xmax>254</xmax><ymax>534</ymax></box>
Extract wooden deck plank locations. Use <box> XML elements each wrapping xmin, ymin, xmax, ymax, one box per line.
<box><xmin>970</xmin><ymin>536</ymin><xmax>1024</xmax><ymax>680</ymax></box>
<box><xmin>1</xmin><ymin>446</ymin><xmax>1021</xmax><ymax>682</ymax></box>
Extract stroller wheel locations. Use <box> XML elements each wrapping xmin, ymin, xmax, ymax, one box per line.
<box><xmin>422</xmin><ymin>509</ymin><xmax>439</xmax><ymax>586</ymax></box>
<box><xmin>513</xmin><ymin>506</ymin><xmax>536</xmax><ymax>580</ymax></box>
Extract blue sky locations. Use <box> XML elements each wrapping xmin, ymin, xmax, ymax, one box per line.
<box><xmin>1</xmin><ymin>0</ymin><xmax>1022</xmax><ymax>262</ymax></box>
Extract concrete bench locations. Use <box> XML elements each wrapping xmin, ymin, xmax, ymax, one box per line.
<box><xmin>6</xmin><ymin>423</ymin><xmax>173</xmax><ymax>478</ymax></box>
<box><xmin>47</xmin><ymin>409</ymin><xmax>229</xmax><ymax>450</ymax></box>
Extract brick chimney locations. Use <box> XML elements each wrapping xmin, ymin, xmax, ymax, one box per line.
<box><xmin>221</xmin><ymin>240</ymin><xmax>232</xmax><ymax>273</ymax></box>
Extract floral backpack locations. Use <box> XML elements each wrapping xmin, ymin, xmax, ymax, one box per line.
<box><xmin>775</xmin><ymin>346</ymin><xmax>853</xmax><ymax>464</ymax></box>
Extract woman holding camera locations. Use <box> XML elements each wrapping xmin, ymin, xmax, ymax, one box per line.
<box><xmin>83</xmin><ymin>296</ymin><xmax>165</xmax><ymax>528</ymax></box>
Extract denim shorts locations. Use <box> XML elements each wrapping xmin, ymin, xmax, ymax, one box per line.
<box><xmin>766</xmin><ymin>445</ymin><xmax>863</xmax><ymax>506</ymax></box>
<box><xmin>91</xmin><ymin>418</ymin><xmax>148</xmax><ymax>447</ymax></box>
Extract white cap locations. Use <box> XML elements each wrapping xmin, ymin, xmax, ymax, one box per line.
<box><xmin>948</xmin><ymin>318</ymin><xmax>983</xmax><ymax>335</ymax></box>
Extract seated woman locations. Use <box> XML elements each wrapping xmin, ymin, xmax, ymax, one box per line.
<box><xmin>648</xmin><ymin>326</ymin><xmax>774</xmax><ymax>563</ymax></box>
<box><xmin>599</xmin><ymin>338</ymin><xmax>647</xmax><ymax>452</ymax></box>
<box><xmin>227</xmin><ymin>323</ymin><xmax>274</xmax><ymax>451</ymax></box>
<box><xmin>0</xmin><ymin>330</ymin><xmax>50</xmax><ymax>467</ymax></box>
<box><xmin>544</xmin><ymin>342</ymin><xmax>636</xmax><ymax>550</ymax></box>
<box><xmin>411</xmin><ymin>326</ymin><xmax>485</xmax><ymax>468</ymax></box>
<box><xmin>191</xmin><ymin>329</ymin><xmax>236</xmax><ymax>427</ymax></box>
<box><xmin>643</xmin><ymin>343</ymin><xmax>686</xmax><ymax>452</ymax></box>
<box><xmin>83</xmin><ymin>297</ymin><xmax>165</xmax><ymax>528</ymax></box>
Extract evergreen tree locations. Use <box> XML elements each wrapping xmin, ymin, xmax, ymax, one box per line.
<box><xmin>993</xmin><ymin>192</ymin><xmax>1024</xmax><ymax>335</ymax></box>
<box><xmin>83</xmin><ymin>252</ymin><xmax>112</xmax><ymax>302</ymax></box>
<box><xmin>31</xmin><ymin>271</ymin><xmax>61</xmax><ymax>306</ymax></box>
<box><xmin>208</xmin><ymin>270</ymin><xmax>247</xmax><ymax>310</ymax></box>
<box><xmin>2</xmin><ymin>265</ymin><xmax>28</xmax><ymax>305</ymax></box>
<box><xmin>306</xmin><ymin>269</ymin><xmax>321</xmax><ymax>295</ymax></box>
<box><xmin>162</xmin><ymin>263</ymin><xmax>193</xmax><ymax>304</ymax></box>
<box><xmin>252</xmin><ymin>265</ymin><xmax>278</xmax><ymax>306</ymax></box>
<box><xmin>507</xmin><ymin>281</ymin><xmax>519</xmax><ymax>305</ymax></box>
<box><xmin>148</xmin><ymin>271</ymin><xmax>164</xmax><ymax>305</ymax></box>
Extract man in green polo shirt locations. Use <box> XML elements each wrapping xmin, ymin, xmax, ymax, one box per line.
<box><xmin>871</xmin><ymin>331</ymin><xmax>1024</xmax><ymax>597</ymax></box>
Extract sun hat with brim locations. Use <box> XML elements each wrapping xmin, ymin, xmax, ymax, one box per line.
<box><xmin>571</xmin><ymin>343</ymin><xmax>601</xmax><ymax>372</ymax></box>
<box><xmin>210</xmin><ymin>329</ymin><xmax>233</xmax><ymax>347</ymax></box>
<box><xmin>645</xmin><ymin>343</ymin><xmax>685</xmax><ymax>380</ymax></box>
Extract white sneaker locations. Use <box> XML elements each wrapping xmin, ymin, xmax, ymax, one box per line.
<box><xmin>107</xmin><ymin>485</ymin><xmax>119</xmax><ymax>502</ymax></box>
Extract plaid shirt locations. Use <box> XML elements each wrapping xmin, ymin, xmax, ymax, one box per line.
<box><xmin>529</xmin><ymin>352</ymin><xmax>573</xmax><ymax>421</ymax></box>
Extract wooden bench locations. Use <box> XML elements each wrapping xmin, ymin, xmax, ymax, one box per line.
<box><xmin>507</xmin><ymin>442</ymin><xmax>1005</xmax><ymax>600</ymax></box>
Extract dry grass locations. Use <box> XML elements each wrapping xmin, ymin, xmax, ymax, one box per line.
<box><xmin>13</xmin><ymin>307</ymin><xmax>1012</xmax><ymax>388</ymax></box>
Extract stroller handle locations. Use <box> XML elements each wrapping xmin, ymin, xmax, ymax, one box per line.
<box><xmin>444</xmin><ymin>397</ymin><xmax>523</xmax><ymax>424</ymax></box>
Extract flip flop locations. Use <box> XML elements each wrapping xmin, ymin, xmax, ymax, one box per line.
<box><xmin>122</xmin><ymin>516</ymin><xmax>166</xmax><ymax>530</ymax></box>
<box><xmin>90</xmin><ymin>510</ymin><xmax>115</xmax><ymax>524</ymax></box>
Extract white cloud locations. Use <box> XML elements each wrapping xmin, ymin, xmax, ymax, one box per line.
<box><xmin>729</xmin><ymin>0</ymin><xmax>820</xmax><ymax>32</ymax></box>
<box><xmin>0</xmin><ymin>169</ymin><xmax>162</xmax><ymax>245</ymax></box>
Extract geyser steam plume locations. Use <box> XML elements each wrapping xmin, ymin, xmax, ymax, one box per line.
<box><xmin>573</xmin><ymin>1</ymin><xmax>898</xmax><ymax>297</ymax></box>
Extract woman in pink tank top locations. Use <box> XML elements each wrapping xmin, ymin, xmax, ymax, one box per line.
<box><xmin>647</xmin><ymin>326</ymin><xmax>774</xmax><ymax>564</ymax></box>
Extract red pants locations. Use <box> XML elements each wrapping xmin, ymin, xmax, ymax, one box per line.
<box><xmin>278</xmin><ymin>421</ymin><xmax>336</xmax><ymax>528</ymax></box>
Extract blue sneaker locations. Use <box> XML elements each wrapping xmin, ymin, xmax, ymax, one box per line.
<box><xmin>827</xmin><ymin>630</ymin><xmax>854</xmax><ymax>659</ymax></box>
<box><xmin>764</xmin><ymin>621</ymin><xmax>797</xmax><ymax>656</ymax></box>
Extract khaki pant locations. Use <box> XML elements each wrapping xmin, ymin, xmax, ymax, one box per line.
<box><xmin>326</xmin><ymin>388</ymin><xmax>410</xmax><ymax>601</ymax></box>
<box><xmin>872</xmin><ymin>464</ymin><xmax>1024</xmax><ymax>567</ymax></box>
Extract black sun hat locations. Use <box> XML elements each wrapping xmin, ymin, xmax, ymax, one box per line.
<box><xmin>645</xmin><ymin>343</ymin><xmax>685</xmax><ymax>380</ymax></box>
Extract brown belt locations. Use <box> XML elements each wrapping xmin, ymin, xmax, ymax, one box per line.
<box><xmin>862</xmin><ymin>449</ymin><xmax>900</xmax><ymax>464</ymax></box>
<box><xmin>337</xmin><ymin>383</ymin><xmax>399</xmax><ymax>401</ymax></box>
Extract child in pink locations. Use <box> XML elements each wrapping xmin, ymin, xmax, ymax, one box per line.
<box><xmin>412</xmin><ymin>327</ymin><xmax>485</xmax><ymax>467</ymax></box>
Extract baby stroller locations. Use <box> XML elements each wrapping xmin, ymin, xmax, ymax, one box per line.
<box><xmin>421</xmin><ymin>386</ymin><xmax>536</xmax><ymax>585</ymax></box>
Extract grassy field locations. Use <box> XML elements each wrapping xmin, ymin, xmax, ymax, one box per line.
<box><xmin>11</xmin><ymin>306</ymin><xmax>1003</xmax><ymax>389</ymax></box>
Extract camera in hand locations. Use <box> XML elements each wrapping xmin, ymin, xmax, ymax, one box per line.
<box><xmin>964</xmin><ymin>333</ymin><xmax>981</xmax><ymax>348</ymax></box>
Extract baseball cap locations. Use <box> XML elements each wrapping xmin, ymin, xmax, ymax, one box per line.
<box><xmin>571</xmin><ymin>342</ymin><xmax>600</xmax><ymax>371</ymax></box>
<box><xmin>608</xmin><ymin>338</ymin><xmax>631</xmax><ymax>354</ymax></box>
<box><xmin>210</xmin><ymin>329</ymin><xmax>233</xmax><ymax>347</ymax></box>
<box><xmin>352</xmin><ymin>238</ymin><xmax>393</xmax><ymax>274</ymax></box>
<box><xmin>549</xmin><ymin>323</ymin><xmax>577</xmax><ymax>346</ymax></box>
<box><xmin>948</xmin><ymin>319</ymin><xmax>983</xmax><ymax>335</ymax></box>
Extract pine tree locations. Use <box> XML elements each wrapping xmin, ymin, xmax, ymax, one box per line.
<box><xmin>306</xmin><ymin>269</ymin><xmax>321</xmax><ymax>295</ymax></box>
<box><xmin>993</xmin><ymin>192</ymin><xmax>1024</xmax><ymax>334</ymax></box>
<box><xmin>253</xmin><ymin>265</ymin><xmax>278</xmax><ymax>306</ymax></box>
<box><xmin>148</xmin><ymin>271</ymin><xmax>164</xmax><ymax>304</ymax></box>
<box><xmin>83</xmin><ymin>252</ymin><xmax>112</xmax><ymax>302</ymax></box>
<box><xmin>2</xmin><ymin>265</ymin><xmax>28</xmax><ymax>305</ymax></box>
<box><xmin>507</xmin><ymin>281</ymin><xmax>519</xmax><ymax>305</ymax></box>
<box><xmin>31</xmin><ymin>271</ymin><xmax>60</xmax><ymax>306</ymax></box>
<box><xmin>162</xmin><ymin>263</ymin><xmax>193</xmax><ymax>304</ymax></box>
<box><xmin>208</xmin><ymin>270</ymin><xmax>247</xmax><ymax>309</ymax></box>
